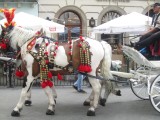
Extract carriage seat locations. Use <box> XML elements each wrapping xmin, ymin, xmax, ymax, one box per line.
<box><xmin>123</xmin><ymin>46</ymin><xmax>160</xmax><ymax>69</ymax></box>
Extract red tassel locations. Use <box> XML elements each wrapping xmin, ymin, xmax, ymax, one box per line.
<box><xmin>47</xmin><ymin>80</ymin><xmax>53</xmax><ymax>88</ymax></box>
<box><xmin>46</xmin><ymin>42</ymin><xmax>49</xmax><ymax>46</ymax></box>
<box><xmin>41</xmin><ymin>80</ymin><xmax>53</xmax><ymax>88</ymax></box>
<box><xmin>57</xmin><ymin>73</ymin><xmax>63</xmax><ymax>80</ymax></box>
<box><xmin>48</xmin><ymin>71</ymin><xmax>52</xmax><ymax>78</ymax></box>
<box><xmin>41</xmin><ymin>82</ymin><xmax>47</xmax><ymax>88</ymax></box>
<box><xmin>0</xmin><ymin>43</ymin><xmax>7</xmax><ymax>49</ymax></box>
<box><xmin>78</xmin><ymin>65</ymin><xmax>92</xmax><ymax>73</ymax></box>
<box><xmin>15</xmin><ymin>70</ymin><xmax>24</xmax><ymax>78</ymax></box>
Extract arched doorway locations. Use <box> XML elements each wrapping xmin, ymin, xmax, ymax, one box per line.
<box><xmin>58</xmin><ymin>11</ymin><xmax>82</xmax><ymax>42</ymax></box>
<box><xmin>101</xmin><ymin>11</ymin><xmax>123</xmax><ymax>51</ymax></box>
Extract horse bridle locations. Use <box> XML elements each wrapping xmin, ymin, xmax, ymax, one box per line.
<box><xmin>0</xmin><ymin>25</ymin><xmax>15</xmax><ymax>54</ymax></box>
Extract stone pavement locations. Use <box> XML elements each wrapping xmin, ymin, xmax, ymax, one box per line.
<box><xmin>0</xmin><ymin>86</ymin><xmax>160</xmax><ymax>120</ymax></box>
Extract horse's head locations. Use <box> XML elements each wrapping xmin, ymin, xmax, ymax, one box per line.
<box><xmin>0</xmin><ymin>25</ymin><xmax>14</xmax><ymax>54</ymax></box>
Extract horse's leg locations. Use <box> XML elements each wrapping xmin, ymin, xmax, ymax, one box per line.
<box><xmin>24</xmin><ymin>87</ymin><xmax>32</xmax><ymax>106</ymax></box>
<box><xmin>87</xmin><ymin>76</ymin><xmax>101</xmax><ymax>116</ymax></box>
<box><xmin>11</xmin><ymin>74</ymin><xmax>34</xmax><ymax>117</ymax></box>
<box><xmin>23</xmin><ymin>77</ymin><xmax>32</xmax><ymax>106</ymax></box>
<box><xmin>99</xmin><ymin>80</ymin><xmax>111</xmax><ymax>106</ymax></box>
<box><xmin>84</xmin><ymin>81</ymin><xmax>103</xmax><ymax>107</ymax></box>
<box><xmin>83</xmin><ymin>90</ymin><xmax>94</xmax><ymax>106</ymax></box>
<box><xmin>51</xmin><ymin>84</ymin><xmax>57</xmax><ymax>99</ymax></box>
<box><xmin>43</xmin><ymin>86</ymin><xmax>56</xmax><ymax>115</ymax></box>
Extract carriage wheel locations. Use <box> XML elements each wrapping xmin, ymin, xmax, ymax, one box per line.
<box><xmin>150</xmin><ymin>74</ymin><xmax>160</xmax><ymax>113</ymax></box>
<box><xmin>130</xmin><ymin>67</ymin><xmax>149</xmax><ymax>100</ymax></box>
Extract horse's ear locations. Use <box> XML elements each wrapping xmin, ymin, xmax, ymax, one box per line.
<box><xmin>39</xmin><ymin>28</ymin><xmax>43</xmax><ymax>33</ymax></box>
<box><xmin>39</xmin><ymin>28</ymin><xmax>44</xmax><ymax>36</ymax></box>
<box><xmin>1</xmin><ymin>25</ymin><xmax>6</xmax><ymax>31</ymax></box>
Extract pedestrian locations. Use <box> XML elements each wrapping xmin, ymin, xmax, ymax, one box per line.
<box><xmin>73</xmin><ymin>73</ymin><xmax>86</xmax><ymax>93</ymax></box>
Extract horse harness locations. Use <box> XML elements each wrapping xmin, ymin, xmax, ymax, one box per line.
<box><xmin>27</xmin><ymin>35</ymin><xmax>92</xmax><ymax>86</ymax></box>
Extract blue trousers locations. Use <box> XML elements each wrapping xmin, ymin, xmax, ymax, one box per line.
<box><xmin>74</xmin><ymin>74</ymin><xmax>85</xmax><ymax>91</ymax></box>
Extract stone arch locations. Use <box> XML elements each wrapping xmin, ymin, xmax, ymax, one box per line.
<box><xmin>96</xmin><ymin>6</ymin><xmax>127</xmax><ymax>41</ymax></box>
<box><xmin>97</xmin><ymin>6</ymin><xmax>127</xmax><ymax>26</ymax></box>
<box><xmin>55</xmin><ymin>5</ymin><xmax>87</xmax><ymax>36</ymax></box>
<box><xmin>142</xmin><ymin>4</ymin><xmax>153</xmax><ymax>15</ymax></box>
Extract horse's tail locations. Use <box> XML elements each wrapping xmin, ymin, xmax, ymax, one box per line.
<box><xmin>100</xmin><ymin>41</ymin><xmax>113</xmax><ymax>80</ymax></box>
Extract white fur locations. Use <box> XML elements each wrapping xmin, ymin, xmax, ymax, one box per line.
<box><xmin>8</xmin><ymin>26</ymin><xmax>36</xmax><ymax>50</ymax></box>
<box><xmin>5</xmin><ymin>27</ymin><xmax>112</xmax><ymax>116</ymax></box>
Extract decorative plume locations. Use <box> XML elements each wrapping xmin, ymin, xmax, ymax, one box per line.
<box><xmin>0</xmin><ymin>8</ymin><xmax>16</xmax><ymax>27</ymax></box>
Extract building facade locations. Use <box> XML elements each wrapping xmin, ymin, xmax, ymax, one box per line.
<box><xmin>0</xmin><ymin>0</ymin><xmax>158</xmax><ymax>43</ymax></box>
<box><xmin>38</xmin><ymin>0</ymin><xmax>157</xmax><ymax>41</ymax></box>
<box><xmin>0</xmin><ymin>0</ymin><xmax>159</xmax><ymax>68</ymax></box>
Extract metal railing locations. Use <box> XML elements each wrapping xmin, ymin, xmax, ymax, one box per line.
<box><xmin>0</xmin><ymin>61</ymin><xmax>88</xmax><ymax>87</ymax></box>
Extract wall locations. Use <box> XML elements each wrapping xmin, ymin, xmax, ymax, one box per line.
<box><xmin>38</xmin><ymin>0</ymin><xmax>156</xmax><ymax>38</ymax></box>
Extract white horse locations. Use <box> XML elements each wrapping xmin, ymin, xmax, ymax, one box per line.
<box><xmin>1</xmin><ymin>25</ymin><xmax>113</xmax><ymax>117</ymax></box>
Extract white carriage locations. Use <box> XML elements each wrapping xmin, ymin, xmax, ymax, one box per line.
<box><xmin>111</xmin><ymin>45</ymin><xmax>160</xmax><ymax>113</ymax></box>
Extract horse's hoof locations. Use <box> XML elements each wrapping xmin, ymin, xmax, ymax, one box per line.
<box><xmin>87</xmin><ymin>110</ymin><xmax>95</xmax><ymax>116</ymax></box>
<box><xmin>25</xmin><ymin>100</ymin><xmax>32</xmax><ymax>106</ymax></box>
<box><xmin>46</xmin><ymin>109</ymin><xmax>55</xmax><ymax>115</ymax></box>
<box><xmin>99</xmin><ymin>98</ymin><xmax>106</xmax><ymax>106</ymax></box>
<box><xmin>11</xmin><ymin>110</ymin><xmax>20</xmax><ymax>117</ymax></box>
<box><xmin>116</xmin><ymin>90</ymin><xmax>121</xmax><ymax>96</ymax></box>
<box><xmin>83</xmin><ymin>101</ymin><xmax>90</xmax><ymax>106</ymax></box>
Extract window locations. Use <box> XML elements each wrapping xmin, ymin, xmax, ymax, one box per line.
<box><xmin>58</xmin><ymin>11</ymin><xmax>82</xmax><ymax>42</ymax></box>
<box><xmin>101</xmin><ymin>11</ymin><xmax>123</xmax><ymax>50</ymax></box>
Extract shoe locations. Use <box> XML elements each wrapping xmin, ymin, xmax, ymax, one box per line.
<box><xmin>72</xmin><ymin>85</ymin><xmax>78</xmax><ymax>91</ymax></box>
<box><xmin>78</xmin><ymin>89</ymin><xmax>87</xmax><ymax>93</ymax></box>
<box><xmin>130</xmin><ymin>41</ymin><xmax>136</xmax><ymax>47</ymax></box>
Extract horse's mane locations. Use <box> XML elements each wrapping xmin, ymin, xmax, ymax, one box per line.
<box><xmin>9</xmin><ymin>26</ymin><xmax>36</xmax><ymax>50</ymax></box>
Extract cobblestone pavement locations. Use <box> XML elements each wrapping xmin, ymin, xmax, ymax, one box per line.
<box><xmin>0</xmin><ymin>86</ymin><xmax>160</xmax><ymax>120</ymax></box>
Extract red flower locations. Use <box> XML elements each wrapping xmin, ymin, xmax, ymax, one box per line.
<box><xmin>45</xmin><ymin>51</ymin><xmax>48</xmax><ymax>55</ymax></box>
<box><xmin>55</xmin><ymin>42</ymin><xmax>58</xmax><ymax>45</ymax></box>
<box><xmin>78</xmin><ymin>43</ymin><xmax>82</xmax><ymax>47</ymax></box>
<box><xmin>68</xmin><ymin>52</ymin><xmax>72</xmax><ymax>55</ymax></box>
<box><xmin>55</xmin><ymin>46</ymin><xmax>58</xmax><ymax>50</ymax></box>
<box><xmin>45</xmin><ymin>60</ymin><xmax>49</xmax><ymax>64</ymax></box>
<box><xmin>54</xmin><ymin>53</ymin><xmax>56</xmax><ymax>56</ymax></box>
<box><xmin>42</xmin><ymin>68</ymin><xmax>46</xmax><ymax>71</ymax></box>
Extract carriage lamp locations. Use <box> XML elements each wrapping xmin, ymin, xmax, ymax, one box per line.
<box><xmin>89</xmin><ymin>17</ymin><xmax>95</xmax><ymax>27</ymax></box>
<box><xmin>46</xmin><ymin>17</ymin><xmax>51</xmax><ymax>21</ymax></box>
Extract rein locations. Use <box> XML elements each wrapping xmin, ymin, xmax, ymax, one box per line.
<box><xmin>80</xmin><ymin>72</ymin><xmax>128</xmax><ymax>83</ymax></box>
